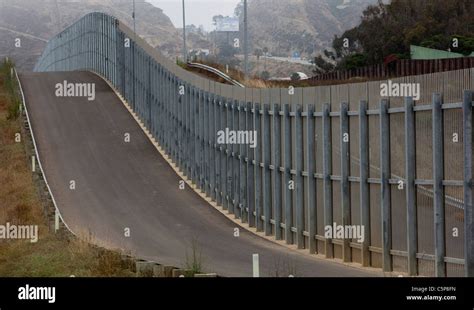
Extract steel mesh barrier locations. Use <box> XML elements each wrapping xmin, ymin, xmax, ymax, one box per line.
<box><xmin>34</xmin><ymin>12</ymin><xmax>474</xmax><ymax>277</ymax></box>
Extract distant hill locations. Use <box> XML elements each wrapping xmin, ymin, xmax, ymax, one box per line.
<box><xmin>243</xmin><ymin>0</ymin><xmax>379</xmax><ymax>57</ymax></box>
<box><xmin>0</xmin><ymin>0</ymin><xmax>183</xmax><ymax>70</ymax></box>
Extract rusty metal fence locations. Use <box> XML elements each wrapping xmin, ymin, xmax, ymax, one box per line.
<box><xmin>34</xmin><ymin>12</ymin><xmax>474</xmax><ymax>277</ymax></box>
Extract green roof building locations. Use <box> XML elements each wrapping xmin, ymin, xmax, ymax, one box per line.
<box><xmin>410</xmin><ymin>45</ymin><xmax>474</xmax><ymax>60</ymax></box>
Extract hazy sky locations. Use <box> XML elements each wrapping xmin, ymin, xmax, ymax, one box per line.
<box><xmin>147</xmin><ymin>0</ymin><xmax>241</xmax><ymax>31</ymax></box>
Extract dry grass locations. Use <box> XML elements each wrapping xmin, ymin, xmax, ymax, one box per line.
<box><xmin>0</xmin><ymin>59</ymin><xmax>135</xmax><ymax>277</ymax></box>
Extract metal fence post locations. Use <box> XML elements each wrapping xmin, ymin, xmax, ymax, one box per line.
<box><xmin>254</xmin><ymin>102</ymin><xmax>262</xmax><ymax>231</ymax></box>
<box><xmin>272</xmin><ymin>103</ymin><xmax>282</xmax><ymax>239</ymax></box>
<box><xmin>205</xmin><ymin>94</ymin><xmax>211</xmax><ymax>197</ymax></box>
<box><xmin>262</xmin><ymin>104</ymin><xmax>271</xmax><ymax>235</ymax></box>
<box><xmin>226</xmin><ymin>100</ymin><xmax>233</xmax><ymax>212</ymax></box>
<box><xmin>210</xmin><ymin>96</ymin><xmax>216</xmax><ymax>201</ymax></box>
<box><xmin>463</xmin><ymin>90</ymin><xmax>474</xmax><ymax>277</ymax></box>
<box><xmin>380</xmin><ymin>99</ymin><xmax>392</xmax><ymax>272</ymax></box>
<box><xmin>239</xmin><ymin>101</ymin><xmax>246</xmax><ymax>220</ymax></box>
<box><xmin>282</xmin><ymin>104</ymin><xmax>292</xmax><ymax>244</ymax></box>
<box><xmin>292</xmin><ymin>104</ymin><xmax>304</xmax><ymax>248</ymax></box>
<box><xmin>322</xmin><ymin>102</ymin><xmax>333</xmax><ymax>258</ymax></box>
<box><xmin>248</xmin><ymin>102</ymin><xmax>256</xmax><ymax>227</ymax></box>
<box><xmin>340</xmin><ymin>102</ymin><xmax>351</xmax><ymax>262</ymax></box>
<box><xmin>234</xmin><ymin>100</ymin><xmax>241</xmax><ymax>219</ymax></box>
<box><xmin>215</xmin><ymin>98</ymin><xmax>222</xmax><ymax>205</ymax></box>
<box><xmin>222</xmin><ymin>99</ymin><xmax>229</xmax><ymax>210</ymax></box>
<box><xmin>432</xmin><ymin>93</ymin><xmax>446</xmax><ymax>277</ymax></box>
<box><xmin>359</xmin><ymin>100</ymin><xmax>370</xmax><ymax>267</ymax></box>
<box><xmin>405</xmin><ymin>97</ymin><xmax>418</xmax><ymax>276</ymax></box>
<box><xmin>304</xmin><ymin>103</ymin><xmax>316</xmax><ymax>253</ymax></box>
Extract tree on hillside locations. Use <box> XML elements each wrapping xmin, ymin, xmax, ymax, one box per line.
<box><xmin>312</xmin><ymin>55</ymin><xmax>335</xmax><ymax>74</ymax></box>
<box><xmin>291</xmin><ymin>72</ymin><xmax>301</xmax><ymax>81</ymax></box>
<box><xmin>333</xmin><ymin>0</ymin><xmax>474</xmax><ymax>68</ymax></box>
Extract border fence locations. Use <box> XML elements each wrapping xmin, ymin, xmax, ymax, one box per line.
<box><xmin>310</xmin><ymin>57</ymin><xmax>474</xmax><ymax>83</ymax></box>
<box><xmin>34</xmin><ymin>13</ymin><xmax>474</xmax><ymax>277</ymax></box>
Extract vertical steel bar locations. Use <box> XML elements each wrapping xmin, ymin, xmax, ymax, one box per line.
<box><xmin>262</xmin><ymin>104</ymin><xmax>271</xmax><ymax>235</ymax></box>
<box><xmin>433</xmin><ymin>93</ymin><xmax>446</xmax><ymax>277</ymax></box>
<box><xmin>340</xmin><ymin>102</ymin><xmax>351</xmax><ymax>262</ymax></box>
<box><xmin>248</xmin><ymin>102</ymin><xmax>255</xmax><ymax>226</ymax></box>
<box><xmin>380</xmin><ymin>99</ymin><xmax>392</xmax><ymax>272</ymax></box>
<box><xmin>233</xmin><ymin>101</ymin><xmax>240</xmax><ymax>218</ymax></box>
<box><xmin>304</xmin><ymin>103</ymin><xmax>316</xmax><ymax>253</ymax></box>
<box><xmin>222</xmin><ymin>100</ymin><xmax>228</xmax><ymax>210</ymax></box>
<box><xmin>463</xmin><ymin>90</ymin><xmax>474</xmax><ymax>277</ymax></box>
<box><xmin>283</xmin><ymin>104</ymin><xmax>292</xmax><ymax>244</ymax></box>
<box><xmin>270</xmin><ymin>103</ymin><xmax>278</xmax><ymax>238</ymax></box>
<box><xmin>359</xmin><ymin>100</ymin><xmax>370</xmax><ymax>267</ymax></box>
<box><xmin>210</xmin><ymin>96</ymin><xmax>216</xmax><ymax>201</ymax></box>
<box><xmin>405</xmin><ymin>97</ymin><xmax>418</xmax><ymax>276</ymax></box>
<box><xmin>254</xmin><ymin>103</ymin><xmax>262</xmax><ymax>230</ymax></box>
<box><xmin>322</xmin><ymin>103</ymin><xmax>333</xmax><ymax>258</ymax></box>
<box><xmin>274</xmin><ymin>104</ymin><xmax>282</xmax><ymax>239</ymax></box>
<box><xmin>292</xmin><ymin>104</ymin><xmax>304</xmax><ymax>248</ymax></box>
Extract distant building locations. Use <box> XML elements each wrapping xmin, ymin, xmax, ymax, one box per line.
<box><xmin>410</xmin><ymin>45</ymin><xmax>474</xmax><ymax>60</ymax></box>
<box><xmin>190</xmin><ymin>49</ymin><xmax>210</xmax><ymax>56</ymax></box>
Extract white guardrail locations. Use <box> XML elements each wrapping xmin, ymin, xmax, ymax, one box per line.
<box><xmin>186</xmin><ymin>62</ymin><xmax>245</xmax><ymax>88</ymax></box>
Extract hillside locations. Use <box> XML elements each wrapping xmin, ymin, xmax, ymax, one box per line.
<box><xmin>0</xmin><ymin>0</ymin><xmax>182</xmax><ymax>70</ymax></box>
<box><xmin>334</xmin><ymin>0</ymin><xmax>474</xmax><ymax>66</ymax></box>
<box><xmin>244</xmin><ymin>0</ymin><xmax>379</xmax><ymax>57</ymax></box>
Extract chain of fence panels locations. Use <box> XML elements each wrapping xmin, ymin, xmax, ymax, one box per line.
<box><xmin>34</xmin><ymin>12</ymin><xmax>474</xmax><ymax>277</ymax></box>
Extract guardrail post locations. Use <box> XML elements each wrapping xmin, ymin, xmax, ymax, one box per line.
<box><xmin>433</xmin><ymin>93</ymin><xmax>446</xmax><ymax>277</ymax></box>
<box><xmin>322</xmin><ymin>103</ymin><xmax>333</xmax><ymax>258</ymax></box>
<box><xmin>340</xmin><ymin>102</ymin><xmax>351</xmax><ymax>262</ymax></box>
<box><xmin>405</xmin><ymin>97</ymin><xmax>418</xmax><ymax>276</ymax></box>
<box><xmin>359</xmin><ymin>100</ymin><xmax>370</xmax><ymax>267</ymax></box>
<box><xmin>380</xmin><ymin>99</ymin><xmax>392</xmax><ymax>272</ymax></box>
<box><xmin>463</xmin><ymin>90</ymin><xmax>474</xmax><ymax>277</ymax></box>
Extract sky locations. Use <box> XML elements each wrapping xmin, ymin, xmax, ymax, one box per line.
<box><xmin>147</xmin><ymin>0</ymin><xmax>241</xmax><ymax>31</ymax></box>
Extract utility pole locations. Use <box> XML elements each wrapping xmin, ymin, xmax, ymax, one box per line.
<box><xmin>182</xmin><ymin>0</ymin><xmax>187</xmax><ymax>63</ymax></box>
<box><xmin>132</xmin><ymin>0</ymin><xmax>136</xmax><ymax>110</ymax></box>
<box><xmin>243</xmin><ymin>0</ymin><xmax>248</xmax><ymax>79</ymax></box>
<box><xmin>133</xmin><ymin>0</ymin><xmax>136</xmax><ymax>34</ymax></box>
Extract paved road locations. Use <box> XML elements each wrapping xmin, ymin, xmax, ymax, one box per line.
<box><xmin>20</xmin><ymin>71</ymin><xmax>380</xmax><ymax>277</ymax></box>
